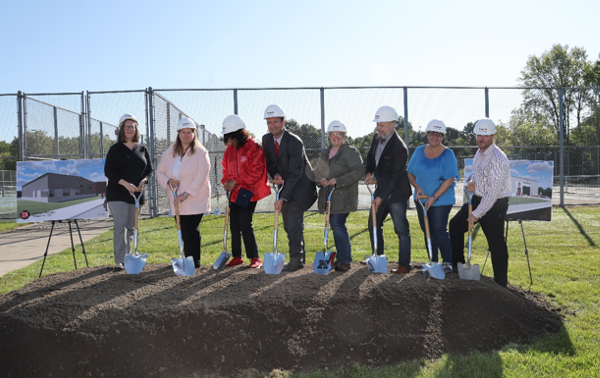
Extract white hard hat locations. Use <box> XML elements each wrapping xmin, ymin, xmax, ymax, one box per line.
<box><xmin>473</xmin><ymin>118</ymin><xmax>496</xmax><ymax>135</ymax></box>
<box><xmin>264</xmin><ymin>104</ymin><xmax>285</xmax><ymax>119</ymax></box>
<box><xmin>119</xmin><ymin>113</ymin><xmax>138</xmax><ymax>126</ymax></box>
<box><xmin>425</xmin><ymin>119</ymin><xmax>447</xmax><ymax>134</ymax></box>
<box><xmin>327</xmin><ymin>120</ymin><xmax>347</xmax><ymax>134</ymax></box>
<box><xmin>373</xmin><ymin>106</ymin><xmax>398</xmax><ymax>122</ymax></box>
<box><xmin>177</xmin><ymin>117</ymin><xmax>197</xmax><ymax>131</ymax></box>
<box><xmin>222</xmin><ymin>114</ymin><xmax>246</xmax><ymax>134</ymax></box>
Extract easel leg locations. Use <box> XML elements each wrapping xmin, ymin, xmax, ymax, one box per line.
<box><xmin>39</xmin><ymin>221</ymin><xmax>56</xmax><ymax>278</ymax></box>
<box><xmin>69</xmin><ymin>221</ymin><xmax>77</xmax><ymax>270</ymax></box>
<box><xmin>74</xmin><ymin>220</ymin><xmax>90</xmax><ymax>268</ymax></box>
<box><xmin>519</xmin><ymin>220</ymin><xmax>533</xmax><ymax>285</ymax></box>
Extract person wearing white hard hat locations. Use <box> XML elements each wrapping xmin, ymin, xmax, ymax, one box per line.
<box><xmin>104</xmin><ymin>113</ymin><xmax>153</xmax><ymax>271</ymax></box>
<box><xmin>220</xmin><ymin>114</ymin><xmax>271</xmax><ymax>269</ymax></box>
<box><xmin>407</xmin><ymin>119</ymin><xmax>459</xmax><ymax>271</ymax></box>
<box><xmin>262</xmin><ymin>104</ymin><xmax>317</xmax><ymax>272</ymax></box>
<box><xmin>364</xmin><ymin>106</ymin><xmax>412</xmax><ymax>273</ymax></box>
<box><xmin>449</xmin><ymin>118</ymin><xmax>512</xmax><ymax>287</ymax></box>
<box><xmin>156</xmin><ymin>117</ymin><xmax>211</xmax><ymax>268</ymax></box>
<box><xmin>312</xmin><ymin>120</ymin><xmax>364</xmax><ymax>272</ymax></box>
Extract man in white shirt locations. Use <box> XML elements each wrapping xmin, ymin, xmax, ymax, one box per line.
<box><xmin>449</xmin><ymin>118</ymin><xmax>512</xmax><ymax>287</ymax></box>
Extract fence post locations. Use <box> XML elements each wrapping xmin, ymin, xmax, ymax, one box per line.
<box><xmin>233</xmin><ymin>89</ymin><xmax>238</xmax><ymax>115</ymax></box>
<box><xmin>320</xmin><ymin>87</ymin><xmax>326</xmax><ymax>150</ymax></box>
<box><xmin>559</xmin><ymin>88</ymin><xmax>565</xmax><ymax>207</ymax></box>
<box><xmin>81</xmin><ymin>91</ymin><xmax>88</xmax><ymax>159</ymax></box>
<box><xmin>485</xmin><ymin>87</ymin><xmax>489</xmax><ymax>118</ymax></box>
<box><xmin>22</xmin><ymin>93</ymin><xmax>28</xmax><ymax>161</ymax></box>
<box><xmin>54</xmin><ymin>106</ymin><xmax>59</xmax><ymax>159</ymax></box>
<box><xmin>403</xmin><ymin>87</ymin><xmax>409</xmax><ymax>145</ymax></box>
<box><xmin>86</xmin><ymin>92</ymin><xmax>92</xmax><ymax>157</ymax></box>
<box><xmin>146</xmin><ymin>87</ymin><xmax>157</xmax><ymax>218</ymax></box>
<box><xmin>17</xmin><ymin>91</ymin><xmax>24</xmax><ymax>161</ymax></box>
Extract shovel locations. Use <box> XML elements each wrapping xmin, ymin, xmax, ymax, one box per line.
<box><xmin>213</xmin><ymin>190</ymin><xmax>232</xmax><ymax>270</ymax></box>
<box><xmin>168</xmin><ymin>181</ymin><xmax>195</xmax><ymax>277</ymax></box>
<box><xmin>264</xmin><ymin>180</ymin><xmax>286</xmax><ymax>275</ymax></box>
<box><xmin>124</xmin><ymin>189</ymin><xmax>147</xmax><ymax>274</ymax></box>
<box><xmin>458</xmin><ymin>186</ymin><xmax>480</xmax><ymax>280</ymax></box>
<box><xmin>365</xmin><ymin>180</ymin><xmax>388</xmax><ymax>274</ymax></box>
<box><xmin>416</xmin><ymin>195</ymin><xmax>445</xmax><ymax>280</ymax></box>
<box><xmin>313</xmin><ymin>186</ymin><xmax>336</xmax><ymax>275</ymax></box>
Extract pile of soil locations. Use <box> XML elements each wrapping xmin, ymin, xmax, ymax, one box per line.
<box><xmin>0</xmin><ymin>263</ymin><xmax>564</xmax><ymax>377</ymax></box>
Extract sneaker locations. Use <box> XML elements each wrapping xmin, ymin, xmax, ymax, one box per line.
<box><xmin>114</xmin><ymin>263</ymin><xmax>124</xmax><ymax>271</ymax></box>
<box><xmin>443</xmin><ymin>262</ymin><xmax>453</xmax><ymax>273</ymax></box>
<box><xmin>335</xmin><ymin>262</ymin><xmax>351</xmax><ymax>272</ymax></box>
<box><xmin>225</xmin><ymin>257</ymin><xmax>244</xmax><ymax>267</ymax></box>
<box><xmin>249</xmin><ymin>258</ymin><xmax>262</xmax><ymax>269</ymax></box>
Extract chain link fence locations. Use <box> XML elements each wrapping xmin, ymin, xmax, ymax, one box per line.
<box><xmin>1</xmin><ymin>86</ymin><xmax>599</xmax><ymax>220</ymax></box>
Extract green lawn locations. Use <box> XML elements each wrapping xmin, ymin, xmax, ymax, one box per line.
<box><xmin>0</xmin><ymin>221</ymin><xmax>19</xmax><ymax>233</ymax></box>
<box><xmin>1</xmin><ymin>206</ymin><xmax>599</xmax><ymax>377</ymax></box>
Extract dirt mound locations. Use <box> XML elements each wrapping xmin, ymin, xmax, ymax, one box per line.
<box><xmin>0</xmin><ymin>263</ymin><xmax>563</xmax><ymax>377</ymax></box>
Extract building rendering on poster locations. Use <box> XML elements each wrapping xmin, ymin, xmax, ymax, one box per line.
<box><xmin>17</xmin><ymin>159</ymin><xmax>108</xmax><ymax>223</ymax></box>
<box><xmin>464</xmin><ymin>159</ymin><xmax>554</xmax><ymax>222</ymax></box>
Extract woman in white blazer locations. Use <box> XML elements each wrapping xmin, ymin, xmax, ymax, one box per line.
<box><xmin>156</xmin><ymin>117</ymin><xmax>211</xmax><ymax>268</ymax></box>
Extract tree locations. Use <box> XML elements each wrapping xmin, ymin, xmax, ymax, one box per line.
<box><xmin>505</xmin><ymin>107</ymin><xmax>558</xmax><ymax>148</ymax></box>
<box><xmin>519</xmin><ymin>44</ymin><xmax>592</xmax><ymax>143</ymax></box>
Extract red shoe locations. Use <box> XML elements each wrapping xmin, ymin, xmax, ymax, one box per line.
<box><xmin>225</xmin><ymin>257</ymin><xmax>244</xmax><ymax>267</ymax></box>
<box><xmin>249</xmin><ymin>258</ymin><xmax>262</xmax><ymax>269</ymax></box>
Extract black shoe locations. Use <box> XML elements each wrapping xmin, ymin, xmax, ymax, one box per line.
<box><xmin>335</xmin><ymin>262</ymin><xmax>351</xmax><ymax>272</ymax></box>
<box><xmin>283</xmin><ymin>263</ymin><xmax>304</xmax><ymax>272</ymax></box>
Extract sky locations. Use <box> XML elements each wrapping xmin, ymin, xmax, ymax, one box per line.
<box><xmin>1</xmin><ymin>0</ymin><xmax>599</xmax><ymax>138</ymax></box>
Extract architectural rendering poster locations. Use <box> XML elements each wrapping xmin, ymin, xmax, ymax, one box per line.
<box><xmin>464</xmin><ymin>159</ymin><xmax>553</xmax><ymax>222</ymax></box>
<box><xmin>17</xmin><ymin>159</ymin><xmax>108</xmax><ymax>223</ymax></box>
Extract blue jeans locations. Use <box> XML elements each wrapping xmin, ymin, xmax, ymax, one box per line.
<box><xmin>330</xmin><ymin>213</ymin><xmax>351</xmax><ymax>263</ymax></box>
<box><xmin>415</xmin><ymin>202</ymin><xmax>452</xmax><ymax>263</ymax></box>
<box><xmin>368</xmin><ymin>200</ymin><xmax>411</xmax><ymax>269</ymax></box>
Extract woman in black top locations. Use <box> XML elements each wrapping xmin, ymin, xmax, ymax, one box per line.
<box><xmin>104</xmin><ymin>113</ymin><xmax>153</xmax><ymax>271</ymax></box>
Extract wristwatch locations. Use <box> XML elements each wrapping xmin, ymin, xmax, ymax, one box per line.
<box><xmin>432</xmin><ymin>195</ymin><xmax>438</xmax><ymax>201</ymax></box>
<box><xmin>183</xmin><ymin>192</ymin><xmax>189</xmax><ymax>198</ymax></box>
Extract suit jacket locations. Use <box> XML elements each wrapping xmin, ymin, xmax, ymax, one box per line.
<box><xmin>156</xmin><ymin>145</ymin><xmax>211</xmax><ymax>215</ymax></box>
<box><xmin>365</xmin><ymin>131</ymin><xmax>411</xmax><ymax>203</ymax></box>
<box><xmin>262</xmin><ymin>130</ymin><xmax>317</xmax><ymax>211</ymax></box>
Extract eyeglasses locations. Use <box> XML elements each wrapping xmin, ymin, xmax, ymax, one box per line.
<box><xmin>427</xmin><ymin>132</ymin><xmax>443</xmax><ymax>138</ymax></box>
<box><xmin>124</xmin><ymin>125</ymin><xmax>136</xmax><ymax>130</ymax></box>
<box><xmin>330</xmin><ymin>132</ymin><xmax>344</xmax><ymax>137</ymax></box>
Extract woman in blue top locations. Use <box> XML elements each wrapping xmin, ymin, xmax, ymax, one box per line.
<box><xmin>407</xmin><ymin>119</ymin><xmax>459</xmax><ymax>269</ymax></box>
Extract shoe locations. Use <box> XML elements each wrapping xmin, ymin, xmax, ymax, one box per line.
<box><xmin>443</xmin><ymin>262</ymin><xmax>453</xmax><ymax>273</ymax></box>
<box><xmin>249</xmin><ymin>258</ymin><xmax>262</xmax><ymax>269</ymax></box>
<box><xmin>332</xmin><ymin>260</ymin><xmax>342</xmax><ymax>269</ymax></box>
<box><xmin>391</xmin><ymin>266</ymin><xmax>410</xmax><ymax>274</ymax></box>
<box><xmin>335</xmin><ymin>262</ymin><xmax>351</xmax><ymax>272</ymax></box>
<box><xmin>283</xmin><ymin>263</ymin><xmax>304</xmax><ymax>272</ymax></box>
<box><xmin>225</xmin><ymin>257</ymin><xmax>244</xmax><ymax>267</ymax></box>
<box><xmin>114</xmin><ymin>263</ymin><xmax>124</xmax><ymax>271</ymax></box>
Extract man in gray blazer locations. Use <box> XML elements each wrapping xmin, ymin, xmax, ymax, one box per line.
<box><xmin>262</xmin><ymin>104</ymin><xmax>317</xmax><ymax>271</ymax></box>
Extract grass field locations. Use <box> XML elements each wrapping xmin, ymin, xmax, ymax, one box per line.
<box><xmin>1</xmin><ymin>206</ymin><xmax>599</xmax><ymax>377</ymax></box>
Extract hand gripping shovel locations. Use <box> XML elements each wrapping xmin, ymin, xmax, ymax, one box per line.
<box><xmin>313</xmin><ymin>186</ymin><xmax>336</xmax><ymax>275</ymax></box>
<box><xmin>168</xmin><ymin>181</ymin><xmax>195</xmax><ymax>277</ymax></box>
<box><xmin>264</xmin><ymin>180</ymin><xmax>286</xmax><ymax>275</ymax></box>
<box><xmin>416</xmin><ymin>195</ymin><xmax>445</xmax><ymax>280</ymax></box>
<box><xmin>213</xmin><ymin>191</ymin><xmax>232</xmax><ymax>270</ymax></box>
<box><xmin>365</xmin><ymin>180</ymin><xmax>388</xmax><ymax>274</ymax></box>
<box><xmin>458</xmin><ymin>186</ymin><xmax>480</xmax><ymax>281</ymax></box>
<box><xmin>124</xmin><ymin>189</ymin><xmax>147</xmax><ymax>274</ymax></box>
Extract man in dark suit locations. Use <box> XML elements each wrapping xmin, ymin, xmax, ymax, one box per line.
<box><xmin>262</xmin><ymin>104</ymin><xmax>317</xmax><ymax>272</ymax></box>
<box><xmin>365</xmin><ymin>105</ymin><xmax>412</xmax><ymax>273</ymax></box>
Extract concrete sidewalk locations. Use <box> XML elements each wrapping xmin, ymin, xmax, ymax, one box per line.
<box><xmin>0</xmin><ymin>219</ymin><xmax>113</xmax><ymax>277</ymax></box>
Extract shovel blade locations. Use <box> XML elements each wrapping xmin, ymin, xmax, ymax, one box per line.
<box><xmin>213</xmin><ymin>250</ymin><xmax>232</xmax><ymax>270</ymax></box>
<box><xmin>124</xmin><ymin>253</ymin><xmax>147</xmax><ymax>274</ymax></box>
<box><xmin>263</xmin><ymin>252</ymin><xmax>285</xmax><ymax>275</ymax></box>
<box><xmin>313</xmin><ymin>251</ymin><xmax>336</xmax><ymax>275</ymax></box>
<box><xmin>457</xmin><ymin>263</ymin><xmax>481</xmax><ymax>280</ymax></box>
<box><xmin>421</xmin><ymin>263</ymin><xmax>446</xmax><ymax>280</ymax></box>
<box><xmin>366</xmin><ymin>254</ymin><xmax>388</xmax><ymax>274</ymax></box>
<box><xmin>171</xmin><ymin>256</ymin><xmax>196</xmax><ymax>276</ymax></box>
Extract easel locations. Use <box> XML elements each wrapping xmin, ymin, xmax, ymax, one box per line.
<box><xmin>39</xmin><ymin>219</ymin><xmax>90</xmax><ymax>278</ymax></box>
<box><xmin>481</xmin><ymin>219</ymin><xmax>533</xmax><ymax>285</ymax></box>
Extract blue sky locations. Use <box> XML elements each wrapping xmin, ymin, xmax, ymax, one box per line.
<box><xmin>2</xmin><ymin>0</ymin><xmax>599</xmax><ymax>93</ymax></box>
<box><xmin>17</xmin><ymin>159</ymin><xmax>106</xmax><ymax>190</ymax></box>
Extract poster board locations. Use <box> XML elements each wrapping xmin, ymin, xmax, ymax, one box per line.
<box><xmin>464</xmin><ymin>159</ymin><xmax>553</xmax><ymax>222</ymax></box>
<box><xmin>17</xmin><ymin>159</ymin><xmax>108</xmax><ymax>223</ymax></box>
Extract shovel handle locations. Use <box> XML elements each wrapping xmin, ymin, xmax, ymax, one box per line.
<box><xmin>224</xmin><ymin>191</ymin><xmax>230</xmax><ymax>250</ymax></box>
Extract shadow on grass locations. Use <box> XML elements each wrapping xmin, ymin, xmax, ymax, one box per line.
<box><xmin>563</xmin><ymin>207</ymin><xmax>597</xmax><ymax>247</ymax></box>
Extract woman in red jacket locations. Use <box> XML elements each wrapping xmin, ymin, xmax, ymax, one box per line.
<box><xmin>221</xmin><ymin>114</ymin><xmax>271</xmax><ymax>268</ymax></box>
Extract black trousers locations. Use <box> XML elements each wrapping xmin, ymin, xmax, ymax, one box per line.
<box><xmin>450</xmin><ymin>196</ymin><xmax>509</xmax><ymax>286</ymax></box>
<box><xmin>176</xmin><ymin>213</ymin><xmax>203</xmax><ymax>268</ymax></box>
<box><xmin>281</xmin><ymin>200</ymin><xmax>305</xmax><ymax>265</ymax></box>
<box><xmin>229</xmin><ymin>201</ymin><xmax>258</xmax><ymax>259</ymax></box>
